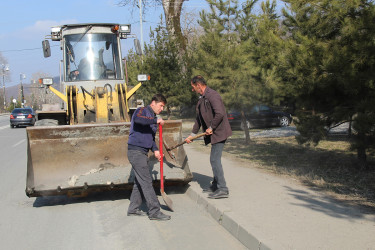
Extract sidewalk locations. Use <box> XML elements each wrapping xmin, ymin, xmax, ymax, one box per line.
<box><xmin>183</xmin><ymin>144</ymin><xmax>375</xmax><ymax>249</ymax></box>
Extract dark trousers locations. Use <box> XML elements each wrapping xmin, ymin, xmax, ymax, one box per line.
<box><xmin>127</xmin><ymin>150</ymin><xmax>160</xmax><ymax>216</ymax></box>
<box><xmin>210</xmin><ymin>140</ymin><xmax>228</xmax><ymax>192</ymax></box>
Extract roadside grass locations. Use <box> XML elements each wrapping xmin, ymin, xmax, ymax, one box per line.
<box><xmin>181</xmin><ymin>122</ymin><xmax>375</xmax><ymax>211</ymax></box>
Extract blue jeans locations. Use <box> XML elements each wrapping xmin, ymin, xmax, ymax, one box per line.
<box><xmin>210</xmin><ymin>141</ymin><xmax>228</xmax><ymax>192</ymax></box>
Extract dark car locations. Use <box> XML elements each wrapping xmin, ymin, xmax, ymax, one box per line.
<box><xmin>10</xmin><ymin>107</ymin><xmax>36</xmax><ymax>128</ymax></box>
<box><xmin>228</xmin><ymin>104</ymin><xmax>293</xmax><ymax>130</ymax></box>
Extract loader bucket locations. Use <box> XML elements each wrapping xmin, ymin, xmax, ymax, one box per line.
<box><xmin>26</xmin><ymin>120</ymin><xmax>192</xmax><ymax>197</ymax></box>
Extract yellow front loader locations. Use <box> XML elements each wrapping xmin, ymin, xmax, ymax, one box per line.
<box><xmin>25</xmin><ymin>23</ymin><xmax>192</xmax><ymax>197</ymax></box>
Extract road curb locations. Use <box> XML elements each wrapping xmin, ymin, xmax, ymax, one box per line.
<box><xmin>186</xmin><ymin>182</ymin><xmax>271</xmax><ymax>250</ymax></box>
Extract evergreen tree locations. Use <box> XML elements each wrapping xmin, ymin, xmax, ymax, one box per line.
<box><xmin>126</xmin><ymin>18</ymin><xmax>193</xmax><ymax>116</ymax></box>
<box><xmin>194</xmin><ymin>0</ymin><xmax>281</xmax><ymax>143</ymax></box>
<box><xmin>194</xmin><ymin>0</ymin><xmax>254</xmax><ymax>143</ymax></box>
<box><xmin>280</xmin><ymin>0</ymin><xmax>375</xmax><ymax>167</ymax></box>
<box><xmin>251</xmin><ymin>0</ymin><xmax>283</xmax><ymax>105</ymax></box>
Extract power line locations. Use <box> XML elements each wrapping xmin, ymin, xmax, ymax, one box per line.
<box><xmin>0</xmin><ymin>47</ymin><xmax>41</xmax><ymax>53</ymax></box>
<box><xmin>0</xmin><ymin>45</ymin><xmax>59</xmax><ymax>53</ymax></box>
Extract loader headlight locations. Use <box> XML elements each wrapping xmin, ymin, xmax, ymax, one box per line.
<box><xmin>51</xmin><ymin>27</ymin><xmax>61</xmax><ymax>33</ymax></box>
<box><xmin>137</xmin><ymin>74</ymin><xmax>150</xmax><ymax>82</ymax></box>
<box><xmin>119</xmin><ymin>24</ymin><xmax>131</xmax><ymax>39</ymax></box>
<box><xmin>120</xmin><ymin>24</ymin><xmax>130</xmax><ymax>32</ymax></box>
<box><xmin>51</xmin><ymin>26</ymin><xmax>62</xmax><ymax>41</ymax></box>
<box><xmin>39</xmin><ymin>77</ymin><xmax>53</xmax><ymax>86</ymax></box>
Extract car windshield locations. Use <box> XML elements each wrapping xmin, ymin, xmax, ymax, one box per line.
<box><xmin>12</xmin><ymin>108</ymin><xmax>32</xmax><ymax>114</ymax></box>
<box><xmin>259</xmin><ymin>105</ymin><xmax>271</xmax><ymax>112</ymax></box>
<box><xmin>250</xmin><ymin>106</ymin><xmax>259</xmax><ymax>114</ymax></box>
<box><xmin>250</xmin><ymin>105</ymin><xmax>272</xmax><ymax>114</ymax></box>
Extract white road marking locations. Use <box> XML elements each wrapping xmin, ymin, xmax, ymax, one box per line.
<box><xmin>0</xmin><ymin>125</ymin><xmax>9</xmax><ymax>130</ymax></box>
<box><xmin>12</xmin><ymin>139</ymin><xmax>26</xmax><ymax>148</ymax></box>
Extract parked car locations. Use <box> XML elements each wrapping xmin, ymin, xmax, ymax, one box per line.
<box><xmin>10</xmin><ymin>107</ymin><xmax>36</xmax><ymax>128</ymax></box>
<box><xmin>227</xmin><ymin>104</ymin><xmax>293</xmax><ymax>130</ymax></box>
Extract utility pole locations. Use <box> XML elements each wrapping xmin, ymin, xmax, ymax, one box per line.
<box><xmin>1</xmin><ymin>64</ymin><xmax>9</xmax><ymax>111</ymax></box>
<box><xmin>139</xmin><ymin>0</ymin><xmax>143</xmax><ymax>55</ymax></box>
<box><xmin>20</xmin><ymin>73</ymin><xmax>26</xmax><ymax>108</ymax></box>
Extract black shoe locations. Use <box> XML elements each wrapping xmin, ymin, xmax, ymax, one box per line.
<box><xmin>202</xmin><ymin>186</ymin><xmax>218</xmax><ymax>193</ymax></box>
<box><xmin>127</xmin><ymin>209</ymin><xmax>148</xmax><ymax>216</ymax></box>
<box><xmin>149</xmin><ymin>212</ymin><xmax>171</xmax><ymax>221</ymax></box>
<box><xmin>208</xmin><ymin>189</ymin><xmax>229</xmax><ymax>199</ymax></box>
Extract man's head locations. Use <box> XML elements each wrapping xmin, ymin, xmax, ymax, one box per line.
<box><xmin>191</xmin><ymin>75</ymin><xmax>207</xmax><ymax>95</ymax></box>
<box><xmin>150</xmin><ymin>94</ymin><xmax>167</xmax><ymax>114</ymax></box>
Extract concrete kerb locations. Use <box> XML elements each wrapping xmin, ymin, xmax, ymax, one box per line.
<box><xmin>186</xmin><ymin>182</ymin><xmax>270</xmax><ymax>250</ymax></box>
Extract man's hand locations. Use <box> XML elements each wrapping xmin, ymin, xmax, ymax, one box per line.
<box><xmin>185</xmin><ymin>136</ymin><xmax>193</xmax><ymax>144</ymax></box>
<box><xmin>205</xmin><ymin>127</ymin><xmax>213</xmax><ymax>135</ymax></box>
<box><xmin>154</xmin><ymin>150</ymin><xmax>162</xmax><ymax>161</ymax></box>
<box><xmin>157</xmin><ymin>118</ymin><xmax>165</xmax><ymax>126</ymax></box>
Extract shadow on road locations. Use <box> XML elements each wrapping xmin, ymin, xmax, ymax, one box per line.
<box><xmin>191</xmin><ymin>172</ymin><xmax>213</xmax><ymax>190</ymax></box>
<box><xmin>284</xmin><ymin>185</ymin><xmax>375</xmax><ymax>218</ymax></box>
<box><xmin>33</xmin><ymin>190</ymin><xmax>132</xmax><ymax>207</ymax></box>
<box><xmin>33</xmin><ymin>185</ymin><xmax>190</xmax><ymax>208</ymax></box>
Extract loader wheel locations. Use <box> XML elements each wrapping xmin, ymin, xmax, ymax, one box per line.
<box><xmin>35</xmin><ymin>119</ymin><xmax>59</xmax><ymax>126</ymax></box>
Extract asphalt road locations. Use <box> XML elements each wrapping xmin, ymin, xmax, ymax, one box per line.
<box><xmin>0</xmin><ymin>115</ymin><xmax>246</xmax><ymax>250</ymax></box>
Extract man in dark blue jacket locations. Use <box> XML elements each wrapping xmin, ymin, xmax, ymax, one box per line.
<box><xmin>127</xmin><ymin>94</ymin><xmax>171</xmax><ymax>221</ymax></box>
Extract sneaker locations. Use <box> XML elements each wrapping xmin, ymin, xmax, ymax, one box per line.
<box><xmin>127</xmin><ymin>209</ymin><xmax>148</xmax><ymax>216</ymax></box>
<box><xmin>208</xmin><ymin>189</ymin><xmax>229</xmax><ymax>199</ymax></box>
<box><xmin>202</xmin><ymin>186</ymin><xmax>217</xmax><ymax>193</ymax></box>
<box><xmin>148</xmin><ymin>212</ymin><xmax>171</xmax><ymax>221</ymax></box>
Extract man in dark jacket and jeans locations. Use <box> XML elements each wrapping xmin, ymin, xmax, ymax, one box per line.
<box><xmin>185</xmin><ymin>75</ymin><xmax>232</xmax><ymax>199</ymax></box>
<box><xmin>127</xmin><ymin>94</ymin><xmax>171</xmax><ymax>220</ymax></box>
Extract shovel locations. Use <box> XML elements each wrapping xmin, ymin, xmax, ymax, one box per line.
<box><xmin>159</xmin><ymin>124</ymin><xmax>174</xmax><ymax>211</ymax></box>
<box><xmin>166</xmin><ymin>132</ymin><xmax>206</xmax><ymax>151</ymax></box>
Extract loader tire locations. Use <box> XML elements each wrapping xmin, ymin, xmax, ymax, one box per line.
<box><xmin>35</xmin><ymin>119</ymin><xmax>59</xmax><ymax>126</ymax></box>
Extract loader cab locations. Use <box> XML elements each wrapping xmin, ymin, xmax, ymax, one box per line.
<box><xmin>46</xmin><ymin>23</ymin><xmax>132</xmax><ymax>85</ymax></box>
<box><xmin>40</xmin><ymin>23</ymin><xmax>144</xmax><ymax>124</ymax></box>
<box><xmin>65</xmin><ymin>33</ymin><xmax>121</xmax><ymax>81</ymax></box>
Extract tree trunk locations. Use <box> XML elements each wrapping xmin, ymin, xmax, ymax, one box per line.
<box><xmin>162</xmin><ymin>0</ymin><xmax>187</xmax><ymax>56</ymax></box>
<box><xmin>356</xmin><ymin>132</ymin><xmax>368</xmax><ymax>170</ymax></box>
<box><xmin>167</xmin><ymin>106</ymin><xmax>171</xmax><ymax>120</ymax></box>
<box><xmin>241</xmin><ymin>110</ymin><xmax>251</xmax><ymax>144</ymax></box>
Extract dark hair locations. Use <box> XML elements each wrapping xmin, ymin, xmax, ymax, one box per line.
<box><xmin>191</xmin><ymin>75</ymin><xmax>206</xmax><ymax>86</ymax></box>
<box><xmin>151</xmin><ymin>93</ymin><xmax>167</xmax><ymax>104</ymax></box>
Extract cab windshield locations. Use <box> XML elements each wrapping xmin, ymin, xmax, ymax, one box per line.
<box><xmin>64</xmin><ymin>33</ymin><xmax>122</xmax><ymax>81</ymax></box>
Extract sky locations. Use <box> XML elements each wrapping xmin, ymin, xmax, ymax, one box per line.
<box><xmin>0</xmin><ymin>0</ymin><xmax>282</xmax><ymax>88</ymax></box>
<box><xmin>0</xmin><ymin>0</ymin><xmax>210</xmax><ymax>87</ymax></box>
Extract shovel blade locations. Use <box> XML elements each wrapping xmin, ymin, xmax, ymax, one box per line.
<box><xmin>161</xmin><ymin>191</ymin><xmax>174</xmax><ymax>212</ymax></box>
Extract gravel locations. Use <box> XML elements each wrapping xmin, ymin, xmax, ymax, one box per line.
<box><xmin>249</xmin><ymin>126</ymin><xmax>300</xmax><ymax>138</ymax></box>
<box><xmin>248</xmin><ymin>122</ymin><xmax>350</xmax><ymax>138</ymax></box>
<box><xmin>183</xmin><ymin>121</ymin><xmax>351</xmax><ymax>139</ymax></box>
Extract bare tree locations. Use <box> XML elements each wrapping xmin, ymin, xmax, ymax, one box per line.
<box><xmin>0</xmin><ymin>53</ymin><xmax>10</xmax><ymax>112</ymax></box>
<box><xmin>161</xmin><ymin>0</ymin><xmax>187</xmax><ymax>54</ymax></box>
<box><xmin>118</xmin><ymin>0</ymin><xmax>188</xmax><ymax>54</ymax></box>
<box><xmin>181</xmin><ymin>7</ymin><xmax>204</xmax><ymax>48</ymax></box>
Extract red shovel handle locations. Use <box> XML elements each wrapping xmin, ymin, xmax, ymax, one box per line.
<box><xmin>159</xmin><ymin>124</ymin><xmax>164</xmax><ymax>191</ymax></box>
